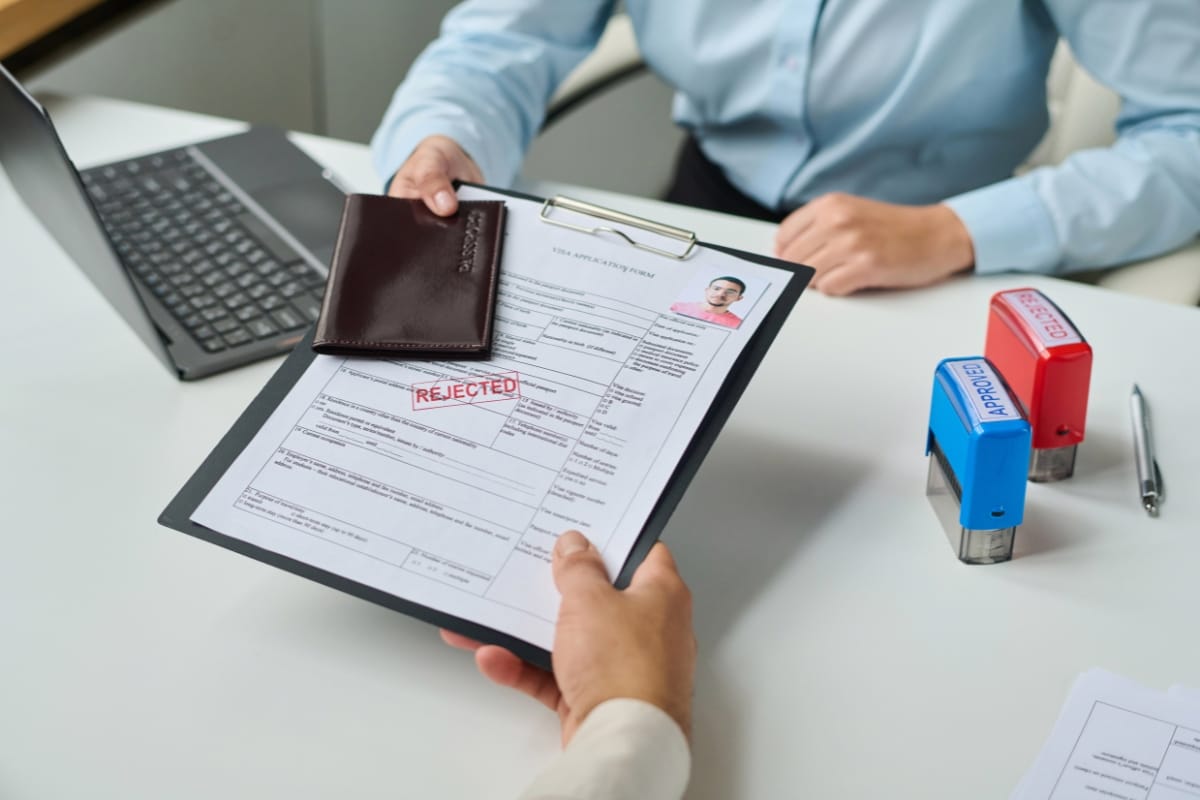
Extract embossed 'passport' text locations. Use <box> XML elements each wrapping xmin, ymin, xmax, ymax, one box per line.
<box><xmin>458</xmin><ymin>209</ymin><xmax>484</xmax><ymax>272</ymax></box>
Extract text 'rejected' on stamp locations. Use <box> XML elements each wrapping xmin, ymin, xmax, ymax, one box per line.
<box><xmin>411</xmin><ymin>371</ymin><xmax>522</xmax><ymax>411</ymax></box>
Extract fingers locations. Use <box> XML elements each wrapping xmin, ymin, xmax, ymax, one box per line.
<box><xmin>784</xmin><ymin>240</ymin><xmax>833</xmax><ymax>272</ymax></box>
<box><xmin>776</xmin><ymin>195</ymin><xmax>875</xmax><ymax>295</ymax></box>
<box><xmin>552</xmin><ymin>530</ymin><xmax>611</xmax><ymax>597</ymax></box>
<box><xmin>390</xmin><ymin>150</ymin><xmax>458</xmax><ymax>215</ymax></box>
<box><xmin>813</xmin><ymin>262</ymin><xmax>873</xmax><ymax>297</ymax></box>
<box><xmin>628</xmin><ymin>542</ymin><xmax>692</xmax><ymax>609</ymax></box>
<box><xmin>443</xmin><ymin>630</ymin><xmax>562</xmax><ymax>713</ymax></box>
<box><xmin>413</xmin><ymin>157</ymin><xmax>459</xmax><ymax>216</ymax></box>
<box><xmin>387</xmin><ymin>135</ymin><xmax>483</xmax><ymax>217</ymax></box>
<box><xmin>774</xmin><ymin>205</ymin><xmax>816</xmax><ymax>255</ymax></box>
<box><xmin>440</xmin><ymin>629</ymin><xmax>483</xmax><ymax>652</ymax></box>
<box><xmin>474</xmin><ymin>646</ymin><xmax>562</xmax><ymax>712</ymax></box>
<box><xmin>442</xmin><ymin>627</ymin><xmax>562</xmax><ymax>714</ymax></box>
<box><xmin>776</xmin><ymin>194</ymin><xmax>976</xmax><ymax>296</ymax></box>
<box><xmin>551</xmin><ymin>533</ymin><xmax>686</xmax><ymax>600</ymax></box>
<box><xmin>778</xmin><ymin>233</ymin><xmax>846</xmax><ymax>294</ymax></box>
<box><xmin>628</xmin><ymin>542</ymin><xmax>678</xmax><ymax>588</ymax></box>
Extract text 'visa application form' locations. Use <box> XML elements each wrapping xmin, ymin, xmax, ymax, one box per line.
<box><xmin>191</xmin><ymin>186</ymin><xmax>798</xmax><ymax>650</ymax></box>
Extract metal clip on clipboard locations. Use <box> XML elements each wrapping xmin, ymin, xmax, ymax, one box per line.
<box><xmin>539</xmin><ymin>195</ymin><xmax>698</xmax><ymax>260</ymax></box>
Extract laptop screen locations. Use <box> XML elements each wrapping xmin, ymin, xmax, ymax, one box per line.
<box><xmin>0</xmin><ymin>63</ymin><xmax>174</xmax><ymax>372</ymax></box>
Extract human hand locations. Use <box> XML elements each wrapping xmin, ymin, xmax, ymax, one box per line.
<box><xmin>774</xmin><ymin>192</ymin><xmax>975</xmax><ymax>296</ymax></box>
<box><xmin>441</xmin><ymin>530</ymin><xmax>696</xmax><ymax>746</ymax></box>
<box><xmin>387</xmin><ymin>135</ymin><xmax>484</xmax><ymax>216</ymax></box>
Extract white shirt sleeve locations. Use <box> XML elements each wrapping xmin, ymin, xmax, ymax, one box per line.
<box><xmin>518</xmin><ymin>698</ymin><xmax>691</xmax><ymax>800</ymax></box>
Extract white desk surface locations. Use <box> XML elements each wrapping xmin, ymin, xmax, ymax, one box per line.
<box><xmin>2</xmin><ymin>96</ymin><xmax>1198</xmax><ymax>800</ymax></box>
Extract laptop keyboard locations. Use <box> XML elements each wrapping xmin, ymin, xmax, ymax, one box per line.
<box><xmin>81</xmin><ymin>148</ymin><xmax>327</xmax><ymax>354</ymax></box>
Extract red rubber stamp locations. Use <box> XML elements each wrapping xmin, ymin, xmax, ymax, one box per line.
<box><xmin>984</xmin><ymin>288</ymin><xmax>1092</xmax><ymax>482</ymax></box>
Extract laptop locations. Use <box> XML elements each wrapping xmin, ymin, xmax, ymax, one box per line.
<box><xmin>0</xmin><ymin>62</ymin><xmax>346</xmax><ymax>379</ymax></box>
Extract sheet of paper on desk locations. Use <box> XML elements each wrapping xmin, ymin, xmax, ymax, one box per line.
<box><xmin>191</xmin><ymin>186</ymin><xmax>795</xmax><ymax>650</ymax></box>
<box><xmin>1011</xmin><ymin>669</ymin><xmax>1200</xmax><ymax>799</ymax></box>
<box><xmin>1170</xmin><ymin>685</ymin><xmax>1200</xmax><ymax>707</ymax></box>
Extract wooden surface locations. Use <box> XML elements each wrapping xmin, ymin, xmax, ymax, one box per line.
<box><xmin>0</xmin><ymin>0</ymin><xmax>107</xmax><ymax>59</ymax></box>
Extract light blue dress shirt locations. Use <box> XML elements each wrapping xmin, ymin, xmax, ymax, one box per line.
<box><xmin>372</xmin><ymin>0</ymin><xmax>1200</xmax><ymax>276</ymax></box>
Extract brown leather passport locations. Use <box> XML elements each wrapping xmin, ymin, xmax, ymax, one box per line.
<box><xmin>312</xmin><ymin>194</ymin><xmax>506</xmax><ymax>357</ymax></box>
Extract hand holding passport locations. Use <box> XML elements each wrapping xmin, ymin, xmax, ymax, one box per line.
<box><xmin>313</xmin><ymin>194</ymin><xmax>506</xmax><ymax>358</ymax></box>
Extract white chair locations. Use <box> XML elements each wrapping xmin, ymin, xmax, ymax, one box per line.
<box><xmin>547</xmin><ymin>17</ymin><xmax>1200</xmax><ymax>305</ymax></box>
<box><xmin>545</xmin><ymin>14</ymin><xmax>644</xmax><ymax>130</ymax></box>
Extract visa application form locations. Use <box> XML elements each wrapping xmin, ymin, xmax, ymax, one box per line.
<box><xmin>191</xmin><ymin>186</ymin><xmax>798</xmax><ymax>650</ymax></box>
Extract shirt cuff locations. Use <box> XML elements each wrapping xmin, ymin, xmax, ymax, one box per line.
<box><xmin>518</xmin><ymin>698</ymin><xmax>691</xmax><ymax>800</ymax></box>
<box><xmin>369</xmin><ymin>109</ymin><xmax>518</xmax><ymax>193</ymax></box>
<box><xmin>944</xmin><ymin>173</ymin><xmax>1063</xmax><ymax>276</ymax></box>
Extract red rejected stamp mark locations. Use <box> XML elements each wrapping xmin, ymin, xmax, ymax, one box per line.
<box><xmin>411</xmin><ymin>371</ymin><xmax>522</xmax><ymax>411</ymax></box>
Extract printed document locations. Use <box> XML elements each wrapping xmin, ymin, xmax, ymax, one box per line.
<box><xmin>192</xmin><ymin>187</ymin><xmax>796</xmax><ymax>649</ymax></box>
<box><xmin>1012</xmin><ymin>669</ymin><xmax>1200</xmax><ymax>800</ymax></box>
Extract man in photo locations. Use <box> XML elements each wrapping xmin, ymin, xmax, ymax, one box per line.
<box><xmin>670</xmin><ymin>276</ymin><xmax>745</xmax><ymax>328</ymax></box>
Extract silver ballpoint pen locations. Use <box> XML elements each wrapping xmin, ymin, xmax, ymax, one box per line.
<box><xmin>1130</xmin><ymin>384</ymin><xmax>1163</xmax><ymax>518</ymax></box>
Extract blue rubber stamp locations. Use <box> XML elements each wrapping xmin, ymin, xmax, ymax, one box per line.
<box><xmin>926</xmin><ymin>357</ymin><xmax>1032</xmax><ymax>564</ymax></box>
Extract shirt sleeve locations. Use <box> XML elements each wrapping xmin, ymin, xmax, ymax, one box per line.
<box><xmin>370</xmin><ymin>0</ymin><xmax>616</xmax><ymax>189</ymax></box>
<box><xmin>944</xmin><ymin>0</ymin><xmax>1200</xmax><ymax>276</ymax></box>
<box><xmin>517</xmin><ymin>698</ymin><xmax>691</xmax><ymax>800</ymax></box>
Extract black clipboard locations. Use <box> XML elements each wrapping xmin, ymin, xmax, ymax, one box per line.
<box><xmin>159</xmin><ymin>184</ymin><xmax>814</xmax><ymax>671</ymax></box>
